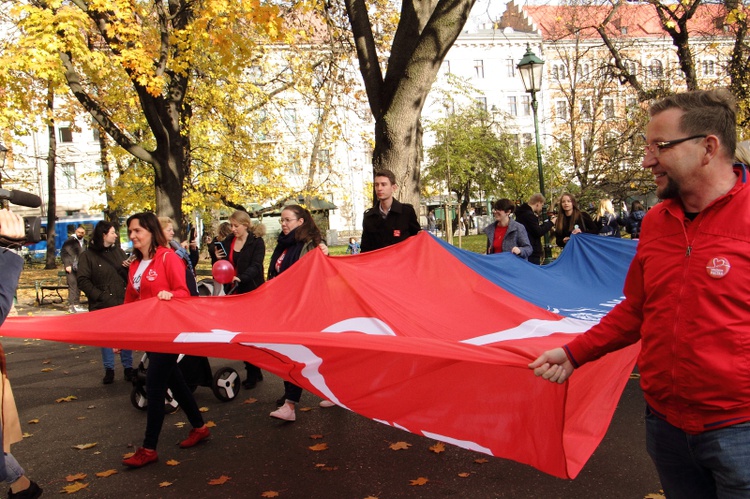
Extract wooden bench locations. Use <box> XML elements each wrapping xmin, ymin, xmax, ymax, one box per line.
<box><xmin>35</xmin><ymin>271</ymin><xmax>69</xmax><ymax>306</ymax></box>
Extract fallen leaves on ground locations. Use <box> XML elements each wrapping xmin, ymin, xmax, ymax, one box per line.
<box><xmin>299</xmin><ymin>406</ymin><xmax>312</xmax><ymax>412</ymax></box>
<box><xmin>174</xmin><ymin>421</ymin><xmax>186</xmax><ymax>428</ymax></box>
<box><xmin>234</xmin><ymin>434</ymin><xmax>246</xmax><ymax>439</ymax></box>
<box><xmin>61</xmin><ymin>482</ymin><xmax>89</xmax><ymax>494</ymax></box>
<box><xmin>199</xmin><ymin>406</ymin><xmax>209</xmax><ymax>412</ymax></box>
<box><xmin>261</xmin><ymin>491</ymin><xmax>280</xmax><ymax>498</ymax></box>
<box><xmin>309</xmin><ymin>434</ymin><xmax>324</xmax><ymax>439</ymax></box>
<box><xmin>166</xmin><ymin>459</ymin><xmax>180</xmax><ymax>466</ymax></box>
<box><xmin>630</xmin><ymin>373</ymin><xmax>641</xmax><ymax>379</ymax></box>
<box><xmin>206</xmin><ymin>420</ymin><xmax>216</xmax><ymax>428</ymax></box>
<box><xmin>72</xmin><ymin>443</ymin><xmax>97</xmax><ymax>450</ymax></box>
<box><xmin>159</xmin><ymin>482</ymin><xmax>172</xmax><ymax>488</ymax></box>
<box><xmin>56</xmin><ymin>395</ymin><xmax>77</xmax><ymax>403</ymax></box>
<box><xmin>389</xmin><ymin>441</ymin><xmax>411</xmax><ymax>451</ymax></box>
<box><xmin>22</xmin><ymin>432</ymin><xmax>32</xmax><ymax>438</ymax></box>
<box><xmin>410</xmin><ymin>477</ymin><xmax>429</xmax><ymax>486</ymax></box>
<box><xmin>66</xmin><ymin>473</ymin><xmax>86</xmax><ymax>482</ymax></box>
<box><xmin>644</xmin><ymin>493</ymin><xmax>665</xmax><ymax>499</ymax></box>
<box><xmin>309</xmin><ymin>443</ymin><xmax>328</xmax><ymax>451</ymax></box>
<box><xmin>122</xmin><ymin>452</ymin><xmax>135</xmax><ymax>459</ymax></box>
<box><xmin>242</xmin><ymin>397</ymin><xmax>257</xmax><ymax>404</ymax></box>
<box><xmin>208</xmin><ymin>475</ymin><xmax>231</xmax><ymax>485</ymax></box>
<box><xmin>474</xmin><ymin>458</ymin><xmax>489</xmax><ymax>464</ymax></box>
<box><xmin>429</xmin><ymin>442</ymin><xmax>445</xmax><ymax>454</ymax></box>
<box><xmin>95</xmin><ymin>470</ymin><xmax>117</xmax><ymax>477</ymax></box>
<box><xmin>41</xmin><ymin>368</ymin><xmax>54</xmax><ymax>372</ymax></box>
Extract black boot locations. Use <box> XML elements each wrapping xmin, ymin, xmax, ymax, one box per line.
<box><xmin>124</xmin><ymin>367</ymin><xmax>135</xmax><ymax>382</ymax></box>
<box><xmin>242</xmin><ymin>362</ymin><xmax>261</xmax><ymax>389</ymax></box>
<box><xmin>102</xmin><ymin>369</ymin><xmax>115</xmax><ymax>385</ymax></box>
<box><xmin>8</xmin><ymin>480</ymin><xmax>42</xmax><ymax>499</ymax></box>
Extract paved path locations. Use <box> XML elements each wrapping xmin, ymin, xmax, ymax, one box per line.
<box><xmin>1</xmin><ymin>314</ymin><xmax>662</xmax><ymax>498</ymax></box>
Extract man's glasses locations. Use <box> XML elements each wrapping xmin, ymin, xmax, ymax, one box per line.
<box><xmin>641</xmin><ymin>134</ymin><xmax>706</xmax><ymax>157</ymax></box>
<box><xmin>279</xmin><ymin>217</ymin><xmax>298</xmax><ymax>224</ymax></box>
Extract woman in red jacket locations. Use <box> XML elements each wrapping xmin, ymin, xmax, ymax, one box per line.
<box><xmin>121</xmin><ymin>213</ymin><xmax>210</xmax><ymax>469</ymax></box>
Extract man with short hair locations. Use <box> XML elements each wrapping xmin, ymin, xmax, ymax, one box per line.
<box><xmin>514</xmin><ymin>193</ymin><xmax>556</xmax><ymax>265</ymax></box>
<box><xmin>61</xmin><ymin>225</ymin><xmax>87</xmax><ymax>313</ymax></box>
<box><xmin>361</xmin><ymin>169</ymin><xmax>421</xmax><ymax>252</ymax></box>
<box><xmin>530</xmin><ymin>89</ymin><xmax>750</xmax><ymax>497</ymax></box>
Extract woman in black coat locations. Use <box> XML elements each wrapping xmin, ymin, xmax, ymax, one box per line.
<box><xmin>77</xmin><ymin>221</ymin><xmax>134</xmax><ymax>384</ymax></box>
<box><xmin>220</xmin><ymin>210</ymin><xmax>266</xmax><ymax>388</ymax></box>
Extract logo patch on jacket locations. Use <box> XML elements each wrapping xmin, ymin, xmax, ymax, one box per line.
<box><xmin>146</xmin><ymin>269</ymin><xmax>159</xmax><ymax>281</ymax></box>
<box><xmin>393</xmin><ymin>230</ymin><xmax>401</xmax><ymax>237</ymax></box>
<box><xmin>706</xmin><ymin>257</ymin><xmax>730</xmax><ymax>279</ymax></box>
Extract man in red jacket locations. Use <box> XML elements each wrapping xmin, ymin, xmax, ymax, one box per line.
<box><xmin>530</xmin><ymin>89</ymin><xmax>750</xmax><ymax>497</ymax></box>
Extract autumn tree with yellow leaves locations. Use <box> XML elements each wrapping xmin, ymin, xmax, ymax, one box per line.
<box><xmin>4</xmin><ymin>0</ymin><xmax>289</xmax><ymax>232</ymax></box>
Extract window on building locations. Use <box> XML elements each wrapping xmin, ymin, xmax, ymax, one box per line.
<box><xmin>508</xmin><ymin>96</ymin><xmax>517</xmax><ymax>116</ymax></box>
<box><xmin>506</xmin><ymin>58</ymin><xmax>516</xmax><ymax>77</ymax></box>
<box><xmin>702</xmin><ymin>60</ymin><xmax>715</xmax><ymax>76</ymax></box>
<box><xmin>521</xmin><ymin>95</ymin><xmax>531</xmax><ymax>116</ymax></box>
<box><xmin>59</xmin><ymin>162</ymin><xmax>77</xmax><ymax>189</ymax></box>
<box><xmin>474</xmin><ymin>60</ymin><xmax>484</xmax><ymax>78</ymax></box>
<box><xmin>476</xmin><ymin>97</ymin><xmax>487</xmax><ymax>112</ymax></box>
<box><xmin>282</xmin><ymin>108</ymin><xmax>297</xmax><ymax>133</ymax></box>
<box><xmin>317</xmin><ymin>149</ymin><xmax>330</xmax><ymax>169</ymax></box>
<box><xmin>554</xmin><ymin>64</ymin><xmax>568</xmax><ymax>80</ymax></box>
<box><xmin>556</xmin><ymin>100</ymin><xmax>568</xmax><ymax>120</ymax></box>
<box><xmin>522</xmin><ymin>133</ymin><xmax>533</xmax><ymax>148</ymax></box>
<box><xmin>604</xmin><ymin>98</ymin><xmax>614</xmax><ymax>119</ymax></box>
<box><xmin>650</xmin><ymin>59</ymin><xmax>663</xmax><ymax>78</ymax></box>
<box><xmin>91</xmin><ymin>118</ymin><xmax>100</xmax><ymax>142</ymax></box>
<box><xmin>580</xmin><ymin>99</ymin><xmax>592</xmax><ymax>120</ymax></box>
<box><xmin>59</xmin><ymin>126</ymin><xmax>73</xmax><ymax>143</ymax></box>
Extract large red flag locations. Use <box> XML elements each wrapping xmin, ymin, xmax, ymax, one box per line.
<box><xmin>0</xmin><ymin>233</ymin><xmax>638</xmax><ymax>478</ymax></box>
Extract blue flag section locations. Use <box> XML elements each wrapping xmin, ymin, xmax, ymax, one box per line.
<box><xmin>436</xmin><ymin>233</ymin><xmax>638</xmax><ymax>321</ymax></box>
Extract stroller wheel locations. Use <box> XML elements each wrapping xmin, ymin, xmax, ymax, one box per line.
<box><xmin>130</xmin><ymin>385</ymin><xmax>180</xmax><ymax>413</ymax></box>
<box><xmin>212</xmin><ymin>367</ymin><xmax>240</xmax><ymax>402</ymax></box>
<box><xmin>130</xmin><ymin>386</ymin><xmax>148</xmax><ymax>411</ymax></box>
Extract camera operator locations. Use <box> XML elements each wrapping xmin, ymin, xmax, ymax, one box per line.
<box><xmin>0</xmin><ymin>209</ymin><xmax>25</xmax><ymax>323</ymax></box>
<box><xmin>0</xmin><ymin>208</ymin><xmax>43</xmax><ymax>497</ymax></box>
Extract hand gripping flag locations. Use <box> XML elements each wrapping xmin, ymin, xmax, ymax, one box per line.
<box><xmin>0</xmin><ymin>232</ymin><xmax>638</xmax><ymax>478</ymax></box>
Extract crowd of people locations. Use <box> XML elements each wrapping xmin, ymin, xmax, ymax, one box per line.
<box><xmin>2</xmin><ymin>88</ymin><xmax>750</xmax><ymax>496</ymax></box>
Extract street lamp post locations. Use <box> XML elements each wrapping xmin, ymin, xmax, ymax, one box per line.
<box><xmin>517</xmin><ymin>44</ymin><xmax>553</xmax><ymax>264</ymax></box>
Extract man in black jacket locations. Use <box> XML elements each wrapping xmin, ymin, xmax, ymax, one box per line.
<box><xmin>514</xmin><ymin>193</ymin><xmax>556</xmax><ymax>265</ymax></box>
<box><xmin>361</xmin><ymin>169</ymin><xmax>421</xmax><ymax>252</ymax></box>
<box><xmin>61</xmin><ymin>225</ymin><xmax>87</xmax><ymax>313</ymax></box>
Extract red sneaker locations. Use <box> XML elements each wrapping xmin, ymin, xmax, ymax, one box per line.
<box><xmin>122</xmin><ymin>447</ymin><xmax>158</xmax><ymax>468</ymax></box>
<box><xmin>179</xmin><ymin>426</ymin><xmax>210</xmax><ymax>448</ymax></box>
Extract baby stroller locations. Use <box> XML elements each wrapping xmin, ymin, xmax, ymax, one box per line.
<box><xmin>130</xmin><ymin>353</ymin><xmax>241</xmax><ymax>411</ymax></box>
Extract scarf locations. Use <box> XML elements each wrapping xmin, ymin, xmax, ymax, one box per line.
<box><xmin>268</xmin><ymin>228</ymin><xmax>305</xmax><ymax>279</ymax></box>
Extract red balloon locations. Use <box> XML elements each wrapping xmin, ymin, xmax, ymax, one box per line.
<box><xmin>212</xmin><ymin>260</ymin><xmax>235</xmax><ymax>284</ymax></box>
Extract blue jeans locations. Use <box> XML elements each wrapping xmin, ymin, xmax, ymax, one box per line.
<box><xmin>101</xmin><ymin>348</ymin><xmax>133</xmax><ymax>370</ymax></box>
<box><xmin>143</xmin><ymin>353</ymin><xmax>204</xmax><ymax>450</ymax></box>
<box><xmin>3</xmin><ymin>453</ymin><xmax>24</xmax><ymax>484</ymax></box>
<box><xmin>646</xmin><ymin>408</ymin><xmax>750</xmax><ymax>498</ymax></box>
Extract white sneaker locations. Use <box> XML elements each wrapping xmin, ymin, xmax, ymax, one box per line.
<box><xmin>74</xmin><ymin>305</ymin><xmax>88</xmax><ymax>313</ymax></box>
<box><xmin>319</xmin><ymin>400</ymin><xmax>335</xmax><ymax>408</ymax></box>
<box><xmin>270</xmin><ymin>402</ymin><xmax>296</xmax><ymax>422</ymax></box>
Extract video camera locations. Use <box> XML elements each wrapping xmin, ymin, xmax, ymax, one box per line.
<box><xmin>0</xmin><ymin>188</ymin><xmax>43</xmax><ymax>245</ymax></box>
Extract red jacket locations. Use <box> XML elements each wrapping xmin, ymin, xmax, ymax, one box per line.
<box><xmin>124</xmin><ymin>246</ymin><xmax>190</xmax><ymax>303</ymax></box>
<box><xmin>566</xmin><ymin>167</ymin><xmax>750</xmax><ymax>434</ymax></box>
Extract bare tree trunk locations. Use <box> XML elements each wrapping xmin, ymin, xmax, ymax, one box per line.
<box><xmin>44</xmin><ymin>85</ymin><xmax>57</xmax><ymax>270</ymax></box>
